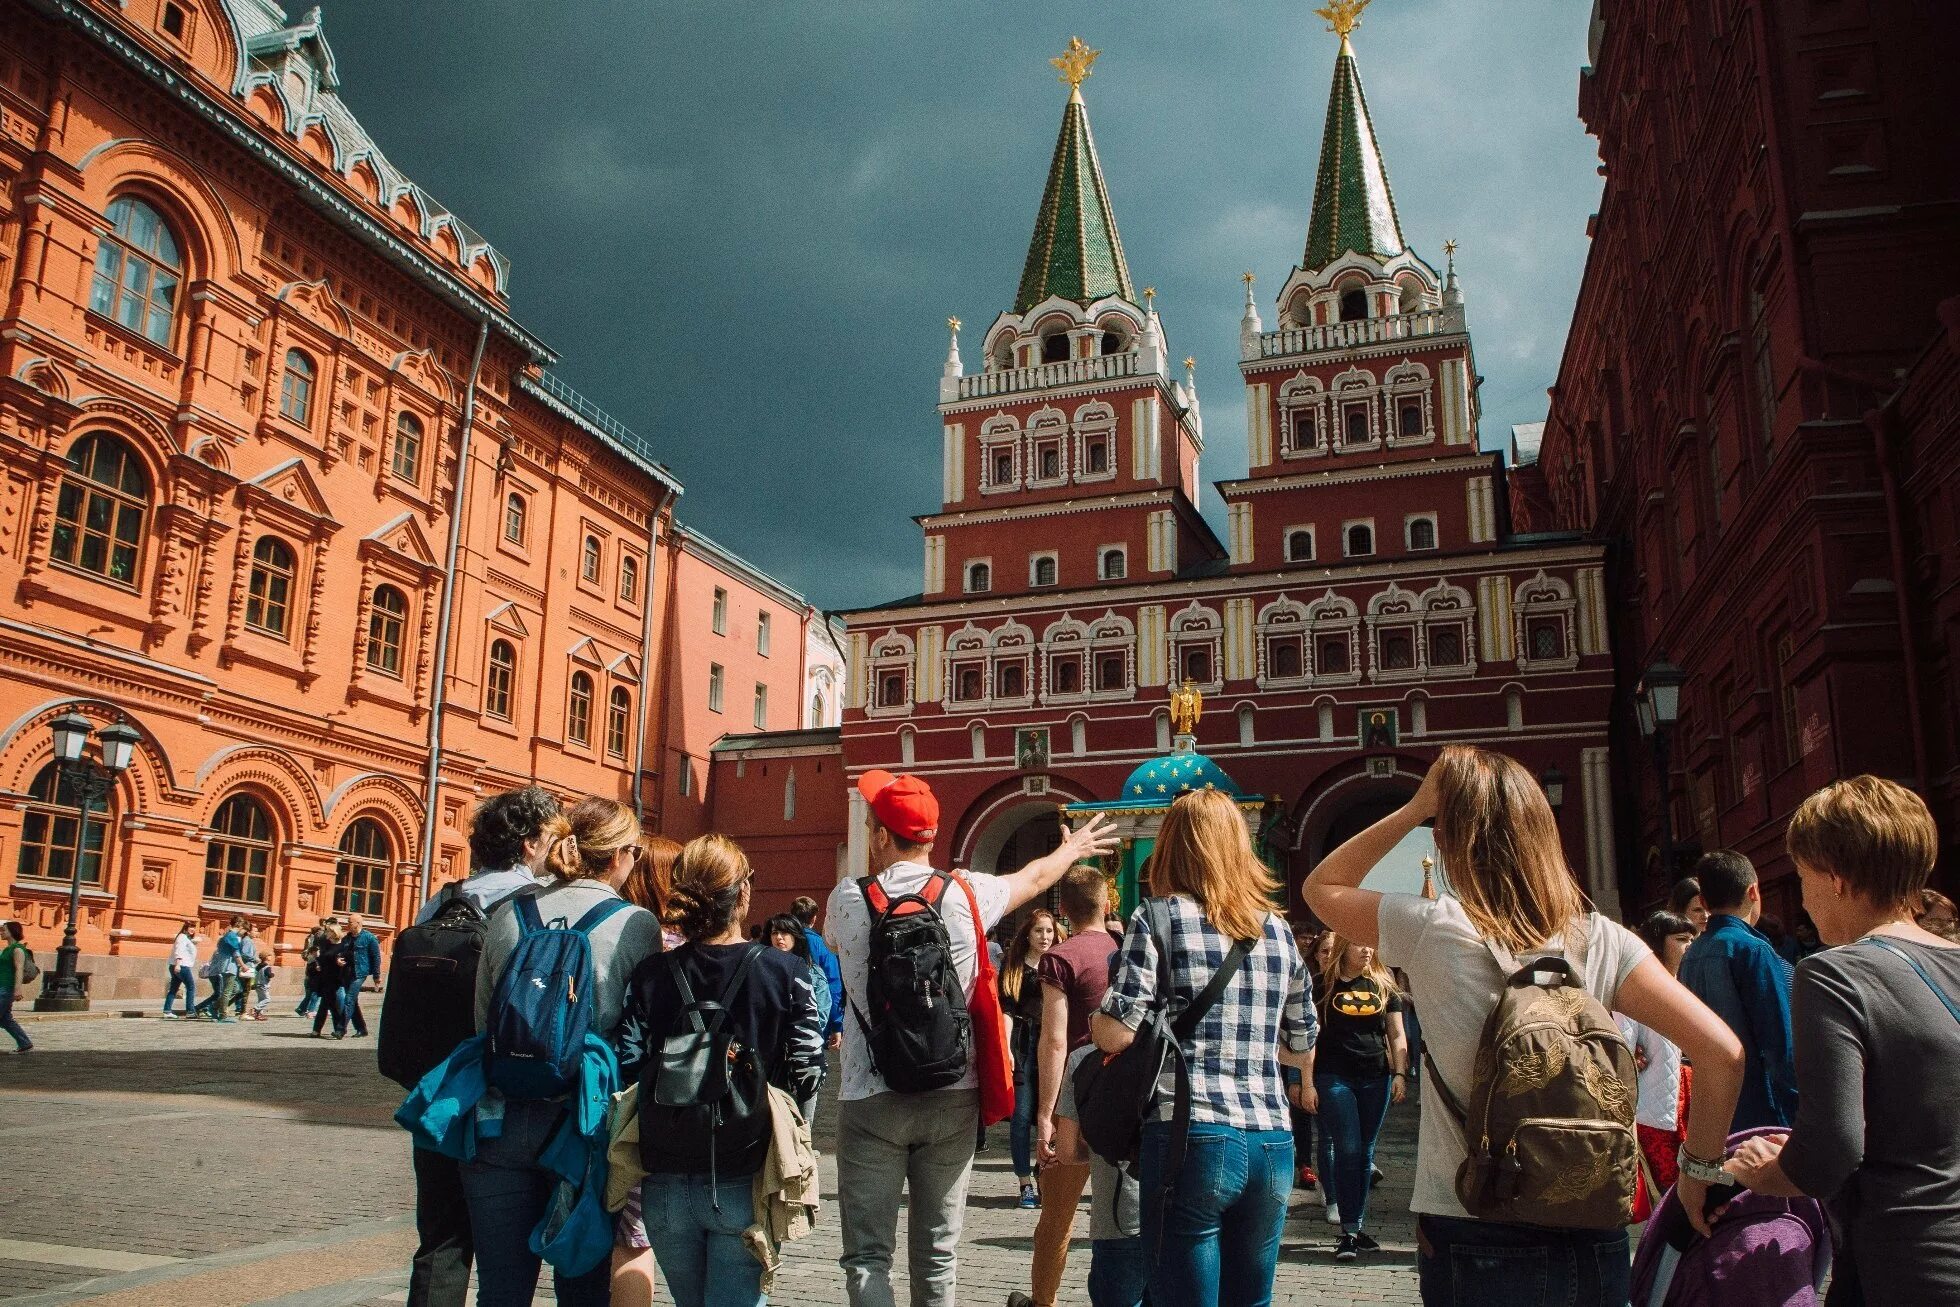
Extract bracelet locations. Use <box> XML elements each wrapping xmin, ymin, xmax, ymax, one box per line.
<box><xmin>1675</xmin><ymin>1143</ymin><xmax>1729</xmax><ymax>1186</ymax></box>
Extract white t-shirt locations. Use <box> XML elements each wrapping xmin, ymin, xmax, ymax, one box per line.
<box><xmin>169</xmin><ymin>933</ymin><xmax>197</xmax><ymax>969</ymax></box>
<box><xmin>1615</xmin><ymin>1014</ymin><xmax>1682</xmax><ymax>1132</ymax></box>
<box><xmin>1377</xmin><ymin>892</ymin><xmax>1650</xmax><ymax>1219</ymax></box>
<box><xmin>825</xmin><ymin>861</ymin><xmax>1011</xmax><ymax>1102</ymax></box>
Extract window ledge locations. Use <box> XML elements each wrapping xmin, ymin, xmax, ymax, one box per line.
<box><xmin>83</xmin><ymin>311</ymin><xmax>183</xmax><ymax>369</ymax></box>
<box><xmin>10</xmin><ymin>878</ymin><xmax>115</xmax><ymax>901</ymax></box>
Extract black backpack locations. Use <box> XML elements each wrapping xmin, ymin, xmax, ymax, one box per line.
<box><xmin>640</xmin><ymin>945</ymin><xmax>772</xmax><ymax>1182</ymax></box>
<box><xmin>378</xmin><ymin>883</ymin><xmax>510</xmax><ymax>1088</ymax></box>
<box><xmin>850</xmin><ymin>872</ymin><xmax>970</xmax><ymax>1093</ymax></box>
<box><xmin>1073</xmin><ymin>898</ymin><xmax>1253</xmax><ymax>1178</ymax></box>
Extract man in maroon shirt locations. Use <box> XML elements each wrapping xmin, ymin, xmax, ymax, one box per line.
<box><xmin>1010</xmin><ymin>864</ymin><xmax>1120</xmax><ymax>1307</ymax></box>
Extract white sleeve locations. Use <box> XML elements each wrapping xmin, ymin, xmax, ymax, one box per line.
<box><xmin>1376</xmin><ymin>893</ymin><xmax>1432</xmax><ymax>973</ymax></box>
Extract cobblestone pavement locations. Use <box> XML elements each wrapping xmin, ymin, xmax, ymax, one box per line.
<box><xmin>0</xmin><ymin>1015</ymin><xmax>1420</xmax><ymax>1305</ymax></box>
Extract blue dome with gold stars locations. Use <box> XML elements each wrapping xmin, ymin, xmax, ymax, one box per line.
<box><xmin>1119</xmin><ymin>745</ymin><xmax>1243</xmax><ymax>803</ymax></box>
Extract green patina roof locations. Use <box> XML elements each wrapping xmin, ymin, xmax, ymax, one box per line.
<box><xmin>1302</xmin><ymin>42</ymin><xmax>1407</xmax><ymax>272</ymax></box>
<box><xmin>1014</xmin><ymin>92</ymin><xmax>1135</xmax><ymax>313</ymax></box>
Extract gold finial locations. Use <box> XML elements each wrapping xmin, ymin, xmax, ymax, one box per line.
<box><xmin>1442</xmin><ymin>239</ymin><xmax>1458</xmax><ymax>259</ymax></box>
<box><xmin>1142</xmin><ymin>285</ymin><xmax>1156</xmax><ymax>310</ymax></box>
<box><xmin>1242</xmin><ymin>270</ymin><xmax>1256</xmax><ymax>286</ymax></box>
<box><xmin>1420</xmin><ymin>853</ymin><xmax>1436</xmax><ymax>900</ymax></box>
<box><xmin>1052</xmin><ymin>36</ymin><xmax>1100</xmax><ymax>96</ymax></box>
<box><xmin>947</xmin><ymin>316</ymin><xmax>961</xmax><ymax>333</ymax></box>
<box><xmin>1314</xmin><ymin>0</ymin><xmax>1373</xmax><ymax>42</ymax></box>
<box><xmin>1169</xmin><ymin>679</ymin><xmax>1205</xmax><ymax>736</ymax></box>
<box><xmin>1183</xmin><ymin>356</ymin><xmax>1197</xmax><ymax>373</ymax></box>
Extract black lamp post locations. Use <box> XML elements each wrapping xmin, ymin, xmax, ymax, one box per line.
<box><xmin>33</xmin><ymin>713</ymin><xmax>138</xmax><ymax>1012</ymax></box>
<box><xmin>1635</xmin><ymin>662</ymin><xmax>1686</xmax><ymax>886</ymax></box>
<box><xmin>1540</xmin><ymin>765</ymin><xmax>1566</xmax><ymax>813</ymax></box>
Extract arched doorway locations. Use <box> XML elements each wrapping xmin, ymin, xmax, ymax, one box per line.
<box><xmin>968</xmin><ymin>802</ymin><xmax>1061</xmax><ymax>878</ymax></box>
<box><xmin>1293</xmin><ymin>767</ymin><xmax>1434</xmax><ymax>912</ymax></box>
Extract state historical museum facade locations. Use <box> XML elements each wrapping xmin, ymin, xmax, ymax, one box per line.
<box><xmin>841</xmin><ymin>34</ymin><xmax>1623</xmax><ymax>916</ymax></box>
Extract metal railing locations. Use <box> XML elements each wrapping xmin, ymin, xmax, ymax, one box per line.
<box><xmin>525</xmin><ymin>370</ymin><xmax>672</xmax><ymax>479</ymax></box>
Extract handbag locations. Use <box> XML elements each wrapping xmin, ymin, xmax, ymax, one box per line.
<box><xmin>954</xmin><ymin>872</ymin><xmax>1016</xmax><ymax>1128</ymax></box>
<box><xmin>17</xmin><ymin>948</ymin><xmax>39</xmax><ymax>985</ymax></box>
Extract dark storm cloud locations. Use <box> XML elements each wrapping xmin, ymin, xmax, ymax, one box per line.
<box><xmin>317</xmin><ymin>1</ymin><xmax>1600</xmax><ymax>610</ymax></box>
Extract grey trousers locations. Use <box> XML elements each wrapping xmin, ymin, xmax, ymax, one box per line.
<box><xmin>837</xmin><ymin>1088</ymin><xmax>980</xmax><ymax>1307</ymax></box>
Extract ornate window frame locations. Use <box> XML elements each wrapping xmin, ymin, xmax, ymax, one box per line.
<box><xmin>1514</xmin><ymin>570</ymin><xmax>1580</xmax><ymax>671</ymax></box>
<box><xmin>1278</xmin><ymin>373</ymin><xmax>1328</xmax><ymax>460</ymax></box>
<box><xmin>1167</xmin><ymin>601</ymin><xmax>1224</xmax><ymax>695</ymax></box>
<box><xmin>1331</xmin><ymin>366</ymin><xmax>1382</xmax><ymax>452</ymax></box>
<box><xmin>1255</xmin><ymin>595</ymin><xmax>1312</xmax><ymax>691</ymax></box>
<box><xmin>867</xmin><ymin>630</ymin><xmax>914</xmax><ymax>718</ymax></box>
<box><xmin>1073</xmin><ymin>401</ymin><xmax>1118</xmax><ymax>484</ymax></box>
<box><xmin>1418</xmin><ymin>578</ymin><xmax>1479</xmax><ymax>679</ymax></box>
<box><xmin>1025</xmin><ymin>408</ymin><xmax>1070</xmax><ymax>489</ymax></box>
<box><xmin>1367</xmin><ymin>581</ymin><xmax>1425</xmax><ymax>684</ymax></box>
<box><xmin>1040</xmin><ymin>615</ymin><xmax>1092</xmax><ymax>706</ymax></box>
<box><xmin>979</xmin><ymin>415</ymin><xmax>1021</xmax><ymax>495</ymax></box>
<box><xmin>1382</xmin><ymin>360</ymin><xmax>1436</xmax><ymax>448</ymax></box>
<box><xmin>1089</xmin><ymin>611</ymin><xmax>1136</xmax><ymax>699</ymax></box>
<box><xmin>1306</xmin><ymin>590</ymin><xmax>1363</xmax><ymax>686</ymax></box>
<box><xmin>988</xmin><ymin>619</ymin><xmax>1037</xmax><ymax>710</ymax></box>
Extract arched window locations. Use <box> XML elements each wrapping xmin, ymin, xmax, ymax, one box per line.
<box><xmin>809</xmin><ymin>692</ymin><xmax>824</xmax><ymax>726</ymax></box>
<box><xmin>957</xmin><ymin>667</ymin><xmax>983</xmax><ymax>701</ymax></box>
<box><xmin>1041</xmin><ymin>333</ymin><xmax>1069</xmax><ymax>363</ymax></box>
<box><xmin>16</xmin><ymin>762</ymin><xmax>110</xmax><ymax>885</ymax></box>
<box><xmin>90</xmin><ymin>196</ymin><xmax>183</xmax><ymax>346</ymax></box>
<box><xmin>1270</xmin><ymin>641</ymin><xmax>1303</xmax><ymax>679</ymax></box>
<box><xmin>995</xmin><ymin>663</ymin><xmax>1025</xmax><ymax>699</ymax></box>
<box><xmin>1431</xmin><ymin>626</ymin><xmax>1465</xmax><ymax>667</ymax></box>
<box><xmin>1053</xmin><ymin>660</ymin><xmax>1081</xmax><ymax>694</ymax></box>
<box><xmin>620</xmin><ymin>554</ymin><xmax>640</xmax><ymax>604</ymax></box>
<box><xmin>1345</xmin><ymin>408</ymin><xmax>1369</xmax><ymax>444</ymax></box>
<box><xmin>877</xmin><ymin>672</ymin><xmax>905</xmax><ymax>708</ymax></box>
<box><xmin>52</xmin><ymin>434</ymin><xmax>149</xmax><ymax>584</ymax></box>
<box><xmin>1096</xmin><ymin>652</ymin><xmax>1126</xmax><ymax>692</ymax></box>
<box><xmin>1339</xmin><ymin>287</ymin><xmax>1369</xmax><ymax>322</ymax></box>
<box><xmin>485</xmin><ymin>640</ymin><xmax>516</xmax><ymax>720</ymax></box>
<box><xmin>245</xmin><ymin>536</ymin><xmax>296</xmax><ymax>637</ymax></box>
<box><xmin>567</xmin><ymin>671</ymin><xmax>593</xmax><ymax>745</ymax></box>
<box><xmin>1182</xmin><ymin>646</ymin><xmax>1212</xmax><ymax>684</ymax></box>
<box><xmin>1040</xmin><ymin>448</ymin><xmax>1061</xmax><ymax>479</ymax></box>
<box><xmin>1346</xmin><ymin>524</ymin><xmax>1374</xmax><ymax>557</ymax></box>
<box><xmin>204</xmin><ymin>793</ymin><xmax>274</xmax><ymax>903</ymax></box>
<box><xmin>1100</xmin><ymin>549</ymin><xmax>1125</xmax><ymax>580</ymax></box>
<box><xmin>1032</xmin><ymin>556</ymin><xmax>1058</xmax><ymax>587</ymax></box>
<box><xmin>1399</xmin><ymin>401</ymin><xmax>1423</xmax><ymax>437</ymax></box>
<box><xmin>581</xmin><ymin>535</ymin><xmax>602</xmax><ymax>584</ymax></box>
<box><xmin>1408</xmin><ymin>517</ymin><xmax>1437</xmax><ymax>550</ymax></box>
<box><xmin>504</xmin><ymin>493</ymin><xmax>527</xmax><ymax>545</ymax></box>
<box><xmin>607</xmin><ymin>686</ymin><xmax>632</xmax><ymax>759</ymax></box>
<box><xmin>1317</xmin><ymin>635</ymin><xmax>1351</xmax><ymax>674</ymax></box>
<box><xmin>966</xmin><ymin>562</ymin><xmax>991</xmax><ymax>593</ymax></box>
<box><xmin>279</xmin><ymin>350</ymin><xmax>316</xmax><ymax>425</ymax></box>
<box><xmin>334</xmin><ymin>817</ymin><xmax>392</xmax><ymax>916</ymax></box>
<box><xmin>1380</xmin><ymin>631</ymin><xmax>1415</xmax><ymax>671</ymax></box>
<box><xmin>366</xmin><ymin>585</ymin><xmax>407</xmax><ymax>676</ymax></box>
<box><xmin>392</xmin><ymin>412</ymin><xmax>423</xmax><ymax>481</ymax></box>
<box><xmin>1289</xmin><ymin>410</ymin><xmax>1317</xmax><ymax>452</ymax></box>
<box><xmin>1100</xmin><ymin>330</ymin><xmax>1125</xmax><ymax>355</ymax></box>
<box><xmin>1286</xmin><ymin>530</ymin><xmax>1314</xmax><ymax>563</ymax></box>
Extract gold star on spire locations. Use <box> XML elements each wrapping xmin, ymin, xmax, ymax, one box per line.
<box><xmin>1242</xmin><ymin>270</ymin><xmax>1256</xmax><ymax>286</ymax></box>
<box><xmin>1443</xmin><ymin>239</ymin><xmax>1458</xmax><ymax>259</ymax></box>
<box><xmin>1143</xmin><ymin>286</ymin><xmax>1156</xmax><ymax>309</ymax></box>
<box><xmin>1183</xmin><ymin>356</ymin><xmax>1196</xmax><ymax>372</ymax></box>
<box><xmin>1052</xmin><ymin>36</ymin><xmax>1100</xmax><ymax>97</ymax></box>
<box><xmin>947</xmin><ymin>316</ymin><xmax>961</xmax><ymax>333</ymax></box>
<box><xmin>1314</xmin><ymin>0</ymin><xmax>1373</xmax><ymax>43</ymax></box>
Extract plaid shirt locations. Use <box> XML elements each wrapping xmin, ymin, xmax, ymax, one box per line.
<box><xmin>1099</xmin><ymin>895</ymin><xmax>1315</xmax><ymax>1133</ymax></box>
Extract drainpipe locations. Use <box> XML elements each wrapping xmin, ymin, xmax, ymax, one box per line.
<box><xmin>417</xmin><ymin>318</ymin><xmax>491</xmax><ymax>900</ymax></box>
<box><xmin>632</xmin><ymin>485</ymin><xmax>680</xmax><ymax>822</ymax></box>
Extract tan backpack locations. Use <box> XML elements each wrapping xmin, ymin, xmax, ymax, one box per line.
<box><xmin>1423</xmin><ymin>919</ymin><xmax>1639</xmax><ymax>1230</ymax></box>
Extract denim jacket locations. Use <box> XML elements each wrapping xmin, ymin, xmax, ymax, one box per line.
<box><xmin>1677</xmin><ymin>913</ymin><xmax>1797</xmax><ymax>1129</ymax></box>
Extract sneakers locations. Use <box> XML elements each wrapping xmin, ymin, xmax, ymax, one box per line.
<box><xmin>1324</xmin><ymin>1201</ymin><xmax>1341</xmax><ymax>1226</ymax></box>
<box><xmin>1371</xmin><ymin>1164</ymin><xmax>1385</xmax><ymax>1187</ymax></box>
<box><xmin>1018</xmin><ymin>1183</ymin><xmax>1039</xmax><ymax>1210</ymax></box>
<box><xmin>1007</xmin><ymin>1294</ymin><xmax>1036</xmax><ymax>1307</ymax></box>
<box><xmin>160</xmin><ymin>1012</ymin><xmax>179</xmax><ymax>1020</ymax></box>
<box><xmin>1353</xmin><ymin>1232</ymin><xmax>1380</xmax><ymax>1253</ymax></box>
<box><xmin>1334</xmin><ymin>1233</ymin><xmax>1358</xmax><ymax>1261</ymax></box>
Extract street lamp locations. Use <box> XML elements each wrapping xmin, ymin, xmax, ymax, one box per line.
<box><xmin>33</xmin><ymin>713</ymin><xmax>137</xmax><ymax>1012</ymax></box>
<box><xmin>1635</xmin><ymin>662</ymin><xmax>1686</xmax><ymax>885</ymax></box>
<box><xmin>1539</xmin><ymin>765</ymin><xmax>1566</xmax><ymax>812</ymax></box>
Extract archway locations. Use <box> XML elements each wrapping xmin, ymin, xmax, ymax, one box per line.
<box><xmin>1292</xmin><ymin>765</ymin><xmax>1434</xmax><ymax>915</ymax></box>
<box><xmin>967</xmin><ymin>802</ymin><xmax>1061</xmax><ymax>878</ymax></box>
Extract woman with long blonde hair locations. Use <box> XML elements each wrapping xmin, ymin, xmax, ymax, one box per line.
<box><xmin>1091</xmin><ymin>789</ymin><xmax>1315</xmax><ymax>1307</ymax></box>
<box><xmin>1297</xmin><ymin>932</ymin><xmax>1406</xmax><ymax>1259</ymax></box>
<box><xmin>1305</xmin><ymin>745</ymin><xmax>1744</xmax><ymax>1306</ymax></box>
<box><xmin>999</xmin><ymin>907</ymin><xmax>1062</xmax><ymax>1207</ymax></box>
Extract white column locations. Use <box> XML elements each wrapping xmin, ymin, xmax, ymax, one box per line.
<box><xmin>845</xmin><ymin>789</ymin><xmax>868</xmax><ymax>883</ymax></box>
<box><xmin>1582</xmin><ymin>746</ymin><xmax>1621</xmax><ymax>918</ymax></box>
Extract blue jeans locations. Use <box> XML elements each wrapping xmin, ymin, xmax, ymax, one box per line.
<box><xmin>643</xmin><ymin>1170</ymin><xmax>767</xmax><ymax>1307</ymax></box>
<box><xmin>1314</xmin><ymin>1071</ymin><xmax>1392</xmax><ymax>1233</ymax></box>
<box><xmin>1416</xmin><ymin>1215</ymin><xmax>1629</xmax><ymax>1307</ymax></box>
<box><xmin>0</xmin><ymin>992</ymin><xmax>30</xmax><ymax>1050</ymax></box>
<box><xmin>296</xmin><ymin>990</ymin><xmax>319</xmax><ymax>1016</ymax></box>
<box><xmin>163</xmin><ymin>965</ymin><xmax>197</xmax><ymax>1015</ymax></box>
<box><xmin>339</xmin><ymin>980</ymin><xmax>369</xmax><ymax>1035</ymax></box>
<box><xmin>459</xmin><ymin>1099</ymin><xmax>610</xmax><ymax>1307</ymax></box>
<box><xmin>1089</xmin><ymin>1236</ymin><xmax>1150</xmax><ymax>1307</ymax></box>
<box><xmin>1139</xmin><ymin>1121</ymin><xmax>1291</xmax><ymax>1307</ymax></box>
<box><xmin>1010</xmin><ymin>1070</ymin><xmax>1037</xmax><ymax>1178</ymax></box>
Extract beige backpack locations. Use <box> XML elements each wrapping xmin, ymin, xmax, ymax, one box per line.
<box><xmin>1423</xmin><ymin>919</ymin><xmax>1639</xmax><ymax>1230</ymax></box>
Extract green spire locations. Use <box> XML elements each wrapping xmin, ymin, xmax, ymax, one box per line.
<box><xmin>1014</xmin><ymin>88</ymin><xmax>1135</xmax><ymax>313</ymax></box>
<box><xmin>1302</xmin><ymin>39</ymin><xmax>1407</xmax><ymax>272</ymax></box>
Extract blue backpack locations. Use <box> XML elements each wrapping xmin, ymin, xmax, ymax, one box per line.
<box><xmin>485</xmin><ymin>893</ymin><xmax>630</xmax><ymax>1099</ymax></box>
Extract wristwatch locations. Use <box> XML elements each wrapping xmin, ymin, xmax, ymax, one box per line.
<box><xmin>1676</xmin><ymin>1144</ymin><xmax>1728</xmax><ymax>1185</ymax></box>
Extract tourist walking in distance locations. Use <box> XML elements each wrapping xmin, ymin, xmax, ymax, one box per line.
<box><xmin>1676</xmin><ymin>849</ymin><xmax>1798</xmax><ymax>1131</ymax></box>
<box><xmin>1307</xmin><ymin>745</ymin><xmax>1746</xmax><ymax>1307</ymax></box>
<box><xmin>338</xmin><ymin>913</ymin><xmax>383</xmax><ymax>1037</ymax></box>
<box><xmin>163</xmin><ymin>921</ymin><xmax>198</xmax><ymax>1018</ymax></box>
<box><xmin>1723</xmin><ymin>777</ymin><xmax>1960</xmax><ymax>1305</ymax></box>
<box><xmin>464</xmin><ymin>797</ymin><xmax>661</xmax><ymax>1307</ymax></box>
<box><xmin>0</xmin><ymin>921</ymin><xmax>33</xmax><ymax>1053</ymax></box>
<box><xmin>826</xmin><ymin>771</ymin><xmax>1117</xmax><ymax>1307</ymax></box>
<box><xmin>790</xmin><ymin>893</ymin><xmax>845</xmax><ymax>1052</ymax></box>
<box><xmin>614</xmin><ymin>836</ymin><xmax>825</xmax><ymax>1307</ymax></box>
<box><xmin>1011</xmin><ymin>863</ymin><xmax>1121</xmax><ymax>1307</ymax></box>
<box><xmin>999</xmin><ymin>907</ymin><xmax>1061</xmax><ymax>1210</ymax></box>
<box><xmin>296</xmin><ymin>918</ymin><xmax>332</xmax><ymax>1017</ymax></box>
<box><xmin>197</xmin><ymin>915</ymin><xmax>245</xmax><ymax>1021</ymax></box>
<box><xmin>765</xmin><ymin>911</ymin><xmax>833</xmax><ymax>1122</ymax></box>
<box><xmin>1302</xmin><ymin>932</ymin><xmax>1408</xmax><ymax>1260</ymax></box>
<box><xmin>309</xmin><ymin>920</ymin><xmax>349</xmax><ymax>1037</ymax></box>
<box><xmin>1092</xmin><ymin>789</ymin><xmax>1316</xmax><ymax>1307</ymax></box>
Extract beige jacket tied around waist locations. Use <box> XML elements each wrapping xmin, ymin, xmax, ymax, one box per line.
<box><xmin>606</xmin><ymin>1082</ymin><xmax>821</xmax><ymax>1291</ymax></box>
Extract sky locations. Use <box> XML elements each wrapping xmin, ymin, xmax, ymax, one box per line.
<box><xmin>316</xmin><ymin>0</ymin><xmax>1603</xmax><ymax>612</ymax></box>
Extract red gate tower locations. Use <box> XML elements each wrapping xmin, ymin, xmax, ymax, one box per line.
<box><xmin>840</xmin><ymin>21</ymin><xmax>1619</xmax><ymax>917</ymax></box>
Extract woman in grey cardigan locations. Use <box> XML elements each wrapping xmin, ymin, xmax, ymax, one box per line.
<box><xmin>1725</xmin><ymin>776</ymin><xmax>1960</xmax><ymax>1307</ymax></box>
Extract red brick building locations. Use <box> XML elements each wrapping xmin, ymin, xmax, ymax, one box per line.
<box><xmin>839</xmin><ymin>34</ymin><xmax>1620</xmax><ymax>917</ymax></box>
<box><xmin>1527</xmin><ymin>0</ymin><xmax>1960</xmax><ymax>916</ymax></box>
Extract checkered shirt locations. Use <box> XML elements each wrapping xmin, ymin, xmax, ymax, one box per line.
<box><xmin>1098</xmin><ymin>895</ymin><xmax>1315</xmax><ymax>1133</ymax></box>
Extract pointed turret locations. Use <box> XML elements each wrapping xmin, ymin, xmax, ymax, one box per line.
<box><xmin>1301</xmin><ymin>26</ymin><xmax>1407</xmax><ymax>272</ymax></box>
<box><xmin>1014</xmin><ymin>38</ymin><xmax>1135</xmax><ymax>313</ymax></box>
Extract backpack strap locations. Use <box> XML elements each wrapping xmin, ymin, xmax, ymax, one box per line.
<box><xmin>570</xmin><ymin>896</ymin><xmax>631</xmax><ymax>936</ymax></box>
<box><xmin>514</xmin><ymin>892</ymin><xmax>546</xmax><ymax>937</ymax></box>
<box><xmin>1862</xmin><ymin>936</ymin><xmax>1960</xmax><ymax>1025</ymax></box>
<box><xmin>1171</xmin><ymin>932</ymin><xmax>1256</xmax><ymax>1040</ymax></box>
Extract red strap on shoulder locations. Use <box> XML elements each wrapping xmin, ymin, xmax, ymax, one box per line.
<box><xmin>860</xmin><ymin>877</ymin><xmax>891</xmax><ymax>916</ymax></box>
<box><xmin>919</xmin><ymin>872</ymin><xmax>950</xmax><ymax>908</ymax></box>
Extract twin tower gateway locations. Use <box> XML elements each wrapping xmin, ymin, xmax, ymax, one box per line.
<box><xmin>838</xmin><ymin>16</ymin><xmax>1620</xmax><ymax>917</ymax></box>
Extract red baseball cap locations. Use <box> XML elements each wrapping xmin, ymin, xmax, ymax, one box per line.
<box><xmin>857</xmin><ymin>769</ymin><xmax>940</xmax><ymax>843</ymax></box>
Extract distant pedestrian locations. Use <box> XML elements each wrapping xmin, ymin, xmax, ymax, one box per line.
<box><xmin>766</xmin><ymin>911</ymin><xmax>832</xmax><ymax>1121</ymax></box>
<box><xmin>230</xmin><ymin>924</ymin><xmax>261</xmax><ymax>1018</ymax></box>
<box><xmin>0</xmin><ymin>920</ymin><xmax>34</xmax><ymax>1053</ymax></box>
<box><xmin>790</xmin><ymin>894</ymin><xmax>845</xmax><ymax>1053</ymax></box>
<box><xmin>1052</xmin><ymin>1029</ymin><xmax>1145</xmax><ymax>1306</ymax></box>
<box><xmin>339</xmin><ymin>913</ymin><xmax>383</xmax><ymax>1037</ymax></box>
<box><xmin>197</xmin><ymin>916</ymin><xmax>245</xmax><ymax>1022</ymax></box>
<box><xmin>1916</xmin><ymin>888</ymin><xmax>1960</xmax><ymax>943</ymax></box>
<box><xmin>1677</xmin><ymin>849</ymin><xmax>1798</xmax><ymax>1131</ymax></box>
<box><xmin>296</xmin><ymin>918</ymin><xmax>334</xmax><ymax>1017</ymax></box>
<box><xmin>1304</xmin><ymin>932</ymin><xmax>1408</xmax><ymax>1260</ymax></box>
<box><xmin>623</xmin><ymin>833</ymin><xmax>682</xmax><ymax>949</ymax></box>
<box><xmin>1784</xmin><ymin>909</ymin><xmax>1828</xmax><ymax>965</ymax></box>
<box><xmin>999</xmin><ymin>907</ymin><xmax>1060</xmax><ymax>1210</ymax></box>
<box><xmin>309</xmin><ymin>921</ymin><xmax>349</xmax><ymax>1037</ymax></box>
<box><xmin>163</xmin><ymin>922</ymin><xmax>198</xmax><ymax>1018</ymax></box>
<box><xmin>1670</xmin><ymin>876</ymin><xmax>1709</xmax><ymax>934</ymax></box>
<box><xmin>1724</xmin><ymin>776</ymin><xmax>1960</xmax><ymax>1306</ymax></box>
<box><xmin>1617</xmin><ymin>910</ymin><xmax>1697</xmax><ymax>1221</ymax></box>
